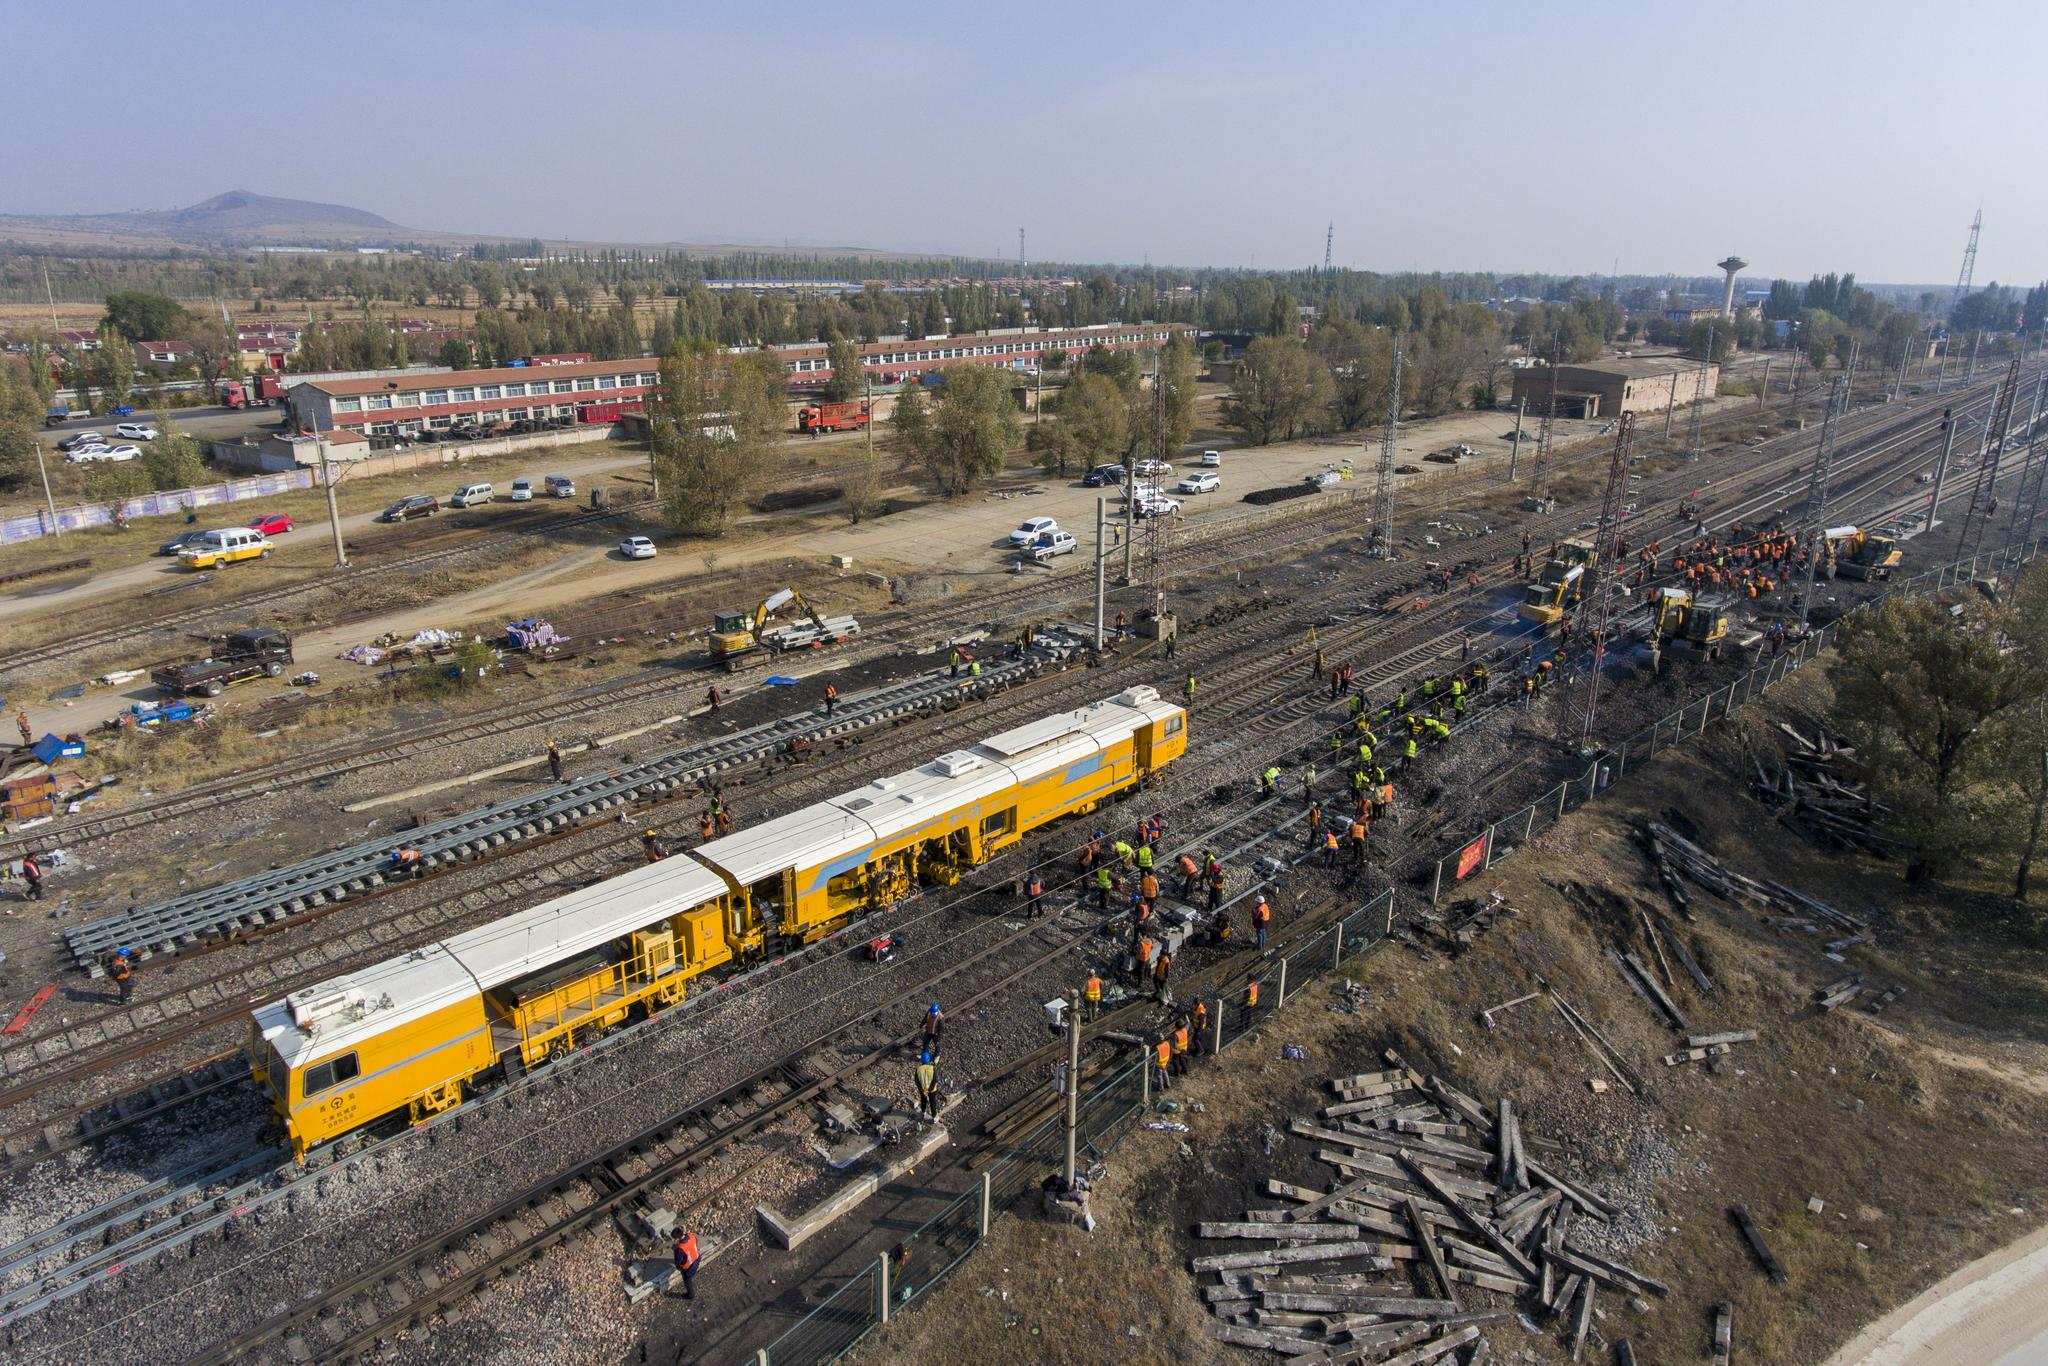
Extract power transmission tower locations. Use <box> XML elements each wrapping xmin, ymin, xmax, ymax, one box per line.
<box><xmin>1372</xmin><ymin>347</ymin><xmax>1401</xmax><ymax>558</ymax></box>
<box><xmin>1797</xmin><ymin>379</ymin><xmax>1847</xmax><ymax>629</ymax></box>
<box><xmin>1556</xmin><ymin>413</ymin><xmax>1638</xmax><ymax>748</ymax></box>
<box><xmin>1323</xmin><ymin>222</ymin><xmax>1333</xmax><ymax>274</ymax></box>
<box><xmin>1951</xmin><ymin>208</ymin><xmax>1982</xmax><ymax>314</ymax></box>
<box><xmin>1685</xmin><ymin>325</ymin><xmax>1714</xmax><ymax>462</ymax></box>
<box><xmin>1528</xmin><ymin>343</ymin><xmax>1562</xmax><ymax>511</ymax></box>
<box><xmin>1955</xmin><ymin>356</ymin><xmax>2023</xmax><ymax>565</ymax></box>
<box><xmin>2000</xmin><ymin>373</ymin><xmax>2048</xmax><ymax>568</ymax></box>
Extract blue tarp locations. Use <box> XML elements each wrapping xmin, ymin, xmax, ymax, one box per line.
<box><xmin>31</xmin><ymin>734</ymin><xmax>82</xmax><ymax>763</ymax></box>
<box><xmin>765</xmin><ymin>675</ymin><xmax>801</xmax><ymax>686</ymax></box>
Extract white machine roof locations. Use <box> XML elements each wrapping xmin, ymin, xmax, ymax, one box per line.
<box><xmin>256</xmin><ymin>856</ymin><xmax>728</xmax><ymax>1069</ymax></box>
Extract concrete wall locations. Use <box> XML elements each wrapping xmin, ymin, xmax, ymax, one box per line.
<box><xmin>211</xmin><ymin>424</ymin><xmax>628</xmax><ymax>476</ymax></box>
<box><xmin>1511</xmin><ymin>363</ymin><xmax>1720</xmax><ymax>419</ymax></box>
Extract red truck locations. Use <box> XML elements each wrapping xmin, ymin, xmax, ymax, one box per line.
<box><xmin>218</xmin><ymin>376</ymin><xmax>286</xmax><ymax>409</ymax></box>
<box><xmin>797</xmin><ymin>400</ymin><xmax>870</xmax><ymax>434</ymax></box>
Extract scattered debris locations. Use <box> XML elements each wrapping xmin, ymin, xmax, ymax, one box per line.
<box><xmin>1752</xmin><ymin>721</ymin><xmax>1897</xmax><ymax>854</ymax></box>
<box><xmin>1729</xmin><ymin>1204</ymin><xmax>1789</xmax><ymax>1282</ymax></box>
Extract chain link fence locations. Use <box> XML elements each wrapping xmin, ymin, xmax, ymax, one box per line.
<box><xmin>1428</xmin><ymin>540</ymin><xmax>2042</xmax><ymax>900</ymax></box>
<box><xmin>751</xmin><ymin>888</ymin><xmax>1395</xmax><ymax>1365</ymax></box>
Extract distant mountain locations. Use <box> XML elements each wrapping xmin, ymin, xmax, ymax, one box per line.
<box><xmin>0</xmin><ymin>190</ymin><xmax>412</xmax><ymax>247</ymax></box>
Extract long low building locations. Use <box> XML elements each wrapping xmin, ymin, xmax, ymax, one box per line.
<box><xmin>284</xmin><ymin>323</ymin><xmax>1193</xmax><ymax>441</ymax></box>
<box><xmin>1510</xmin><ymin>356</ymin><xmax>1721</xmax><ymax>420</ymax></box>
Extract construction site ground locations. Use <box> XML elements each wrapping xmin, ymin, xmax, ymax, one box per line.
<box><xmin>860</xmin><ymin>662</ymin><xmax>2048</xmax><ymax>1366</ymax></box>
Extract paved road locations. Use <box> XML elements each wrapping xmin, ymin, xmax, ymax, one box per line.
<box><xmin>40</xmin><ymin>405</ymin><xmax>282</xmax><ymax>448</ymax></box>
<box><xmin>1827</xmin><ymin>1222</ymin><xmax>2048</xmax><ymax>1365</ymax></box>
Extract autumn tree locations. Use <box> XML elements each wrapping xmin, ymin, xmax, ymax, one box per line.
<box><xmin>0</xmin><ymin>358</ymin><xmax>47</xmax><ymax>491</ymax></box>
<box><xmin>100</xmin><ymin>291</ymin><xmax>187</xmax><ymax>344</ymax></box>
<box><xmin>1220</xmin><ymin>337</ymin><xmax>1329</xmax><ymax>445</ymax></box>
<box><xmin>821</xmin><ymin>334</ymin><xmax>863</xmax><ymax>403</ymax></box>
<box><xmin>1028</xmin><ymin>370</ymin><xmax>1127</xmax><ymax>477</ymax></box>
<box><xmin>186</xmin><ymin>316</ymin><xmax>239</xmax><ymax>395</ymax></box>
<box><xmin>650</xmin><ymin>343</ymin><xmax>786</xmax><ymax>534</ymax></box>
<box><xmin>1132</xmin><ymin>332</ymin><xmax>1199</xmax><ymax>459</ymax></box>
<box><xmin>894</xmin><ymin>367</ymin><xmax>1019</xmax><ymax>494</ymax></box>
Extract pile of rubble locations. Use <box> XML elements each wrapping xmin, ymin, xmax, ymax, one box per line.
<box><xmin>1190</xmin><ymin>1048</ymin><xmax>1665</xmax><ymax>1364</ymax></box>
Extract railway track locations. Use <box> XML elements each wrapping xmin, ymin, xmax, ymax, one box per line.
<box><xmin>0</xmin><ymin>378</ymin><xmax>2015</xmax><ymax>1351</ymax></box>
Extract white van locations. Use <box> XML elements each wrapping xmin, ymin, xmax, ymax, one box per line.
<box><xmin>178</xmin><ymin>526</ymin><xmax>272</xmax><ymax>571</ymax></box>
<box><xmin>509</xmin><ymin>478</ymin><xmax>534</xmax><ymax>502</ymax></box>
<box><xmin>451</xmin><ymin>483</ymin><xmax>494</xmax><ymax>508</ymax></box>
<box><xmin>545</xmin><ymin>474</ymin><xmax>576</xmax><ymax>498</ymax></box>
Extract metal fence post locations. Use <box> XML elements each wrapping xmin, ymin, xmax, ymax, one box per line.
<box><xmin>1556</xmin><ymin>782</ymin><xmax>1568</xmax><ymax>818</ymax></box>
<box><xmin>877</xmin><ymin>1254</ymin><xmax>892</xmax><ymax>1324</ymax></box>
<box><xmin>757</xmin><ymin>1351</ymin><xmax>770</xmax><ymax>1366</ymax></box>
<box><xmin>1429</xmin><ymin>857</ymin><xmax>1444</xmax><ymax>904</ymax></box>
<box><xmin>1141</xmin><ymin>1053</ymin><xmax>1151</xmax><ymax>1107</ymax></box>
<box><xmin>1212</xmin><ymin>998</ymin><xmax>1225</xmax><ymax>1055</ymax></box>
<box><xmin>1276</xmin><ymin>958</ymin><xmax>1289</xmax><ymax>1009</ymax></box>
<box><xmin>980</xmin><ymin>1170</ymin><xmax>992</xmax><ymax>1237</ymax></box>
<box><xmin>1524</xmin><ymin>805</ymin><xmax>1537</xmax><ymax>842</ymax></box>
<box><xmin>1333</xmin><ymin>923</ymin><xmax>1345</xmax><ymax>968</ymax></box>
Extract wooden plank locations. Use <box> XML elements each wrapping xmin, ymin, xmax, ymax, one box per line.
<box><xmin>1442</xmin><ymin>1265</ymin><xmax>1529</xmax><ymax>1294</ymax></box>
<box><xmin>1445</xmin><ymin>1244</ymin><xmax>1517</xmax><ymax>1278</ymax></box>
<box><xmin>1198</xmin><ymin>1222</ymin><xmax>1362</xmax><ymax>1241</ymax></box>
<box><xmin>1204</xmin><ymin>1318</ymin><xmax>1323</xmax><ymax>1355</ymax></box>
<box><xmin>1315</xmin><ymin>1322</ymin><xmax>1438</xmax><ymax>1365</ymax></box>
<box><xmin>1318</xmin><ymin>1148</ymin><xmax>1496</xmax><ymax>1203</ymax></box>
<box><xmin>1638</xmin><ymin>906</ymin><xmax>1677</xmax><ymax>989</ymax></box>
<box><xmin>1525</xmin><ymin>1159</ymin><xmax>1619</xmax><ymax>1221</ymax></box>
<box><xmin>1549</xmin><ymin>1271</ymin><xmax>1583</xmax><ymax>1315</ymax></box>
<box><xmin>1570</xmin><ymin>1280</ymin><xmax>1595</xmax><ymax>1361</ymax></box>
<box><xmin>1624</xmin><ymin>951</ymin><xmax>1691</xmax><ymax>1030</ymax></box>
<box><xmin>1400</xmin><ymin>1154</ymin><xmax>1539</xmax><ymax>1279</ymax></box>
<box><xmin>1379</xmin><ymin>1325</ymin><xmax>1481</xmax><ymax>1366</ymax></box>
<box><xmin>1713</xmin><ymin>1300</ymin><xmax>1733</xmax><ymax>1364</ymax></box>
<box><xmin>2</xmin><ymin>985</ymin><xmax>57</xmax><ymax>1035</ymax></box>
<box><xmin>1286</xmin><ymin>1175</ymin><xmax>1378</xmax><ymax>1223</ymax></box>
<box><xmin>1659</xmin><ymin>921</ymin><xmax>1714</xmax><ymax>992</ymax></box>
<box><xmin>1730</xmin><ymin>1203</ymin><xmax>1789</xmax><ymax>1282</ymax></box>
<box><xmin>1686</xmin><ymin>1030</ymin><xmax>1757</xmax><ymax>1048</ymax></box>
<box><xmin>1407</xmin><ymin>1197</ymin><xmax>1459</xmax><ymax>1310</ymax></box>
<box><xmin>1330</xmin><ymin>1069</ymin><xmax>1409</xmax><ymax>1092</ymax></box>
<box><xmin>1263</xmin><ymin>1293</ymin><xmax>1459</xmax><ymax>1316</ymax></box>
<box><xmin>1547</xmin><ymin>1244</ymin><xmax>1671</xmax><ymax>1298</ymax></box>
<box><xmin>1190</xmin><ymin>1241</ymin><xmax>1384</xmax><ymax>1274</ymax></box>
<box><xmin>1425</xmin><ymin>1077</ymin><xmax>1497</xmax><ymax>1135</ymax></box>
<box><xmin>1615</xmin><ymin>1342</ymin><xmax>1638</xmax><ymax>1366</ymax></box>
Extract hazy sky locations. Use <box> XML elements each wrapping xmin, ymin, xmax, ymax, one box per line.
<box><xmin>6</xmin><ymin>0</ymin><xmax>2044</xmax><ymax>286</ymax></box>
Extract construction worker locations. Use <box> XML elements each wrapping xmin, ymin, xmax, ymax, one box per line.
<box><xmin>1306</xmin><ymin>800</ymin><xmax>1324</xmax><ymax>847</ymax></box>
<box><xmin>1094</xmin><ymin>865</ymin><xmax>1114</xmax><ymax>909</ymax></box>
<box><xmin>389</xmin><ymin>847</ymin><xmax>424</xmax><ymax>879</ymax></box>
<box><xmin>1207</xmin><ymin>864</ymin><xmax>1226</xmax><ymax>913</ymax></box>
<box><xmin>824</xmin><ymin>682</ymin><xmax>839</xmax><ymax>717</ymax></box>
<box><xmin>1455</xmin><ymin>692</ymin><xmax>1467</xmax><ymax>719</ymax></box>
<box><xmin>1136</xmin><ymin>841</ymin><xmax>1154</xmax><ymax>873</ymax></box>
<box><xmin>715</xmin><ymin>803</ymin><xmax>734</xmax><ymax>837</ymax></box>
<box><xmin>672</xmin><ymin>1230</ymin><xmax>702</xmax><ymax>1299</ymax></box>
<box><xmin>1177</xmin><ymin>851</ymin><xmax>1202</xmax><ymax>900</ymax></box>
<box><xmin>1314</xmin><ymin>647</ymin><xmax>1326</xmax><ymax>679</ymax></box>
<box><xmin>1081</xmin><ymin>833</ymin><xmax>1102</xmax><ymax>870</ymax></box>
<box><xmin>1301</xmin><ymin>764</ymin><xmax>1317</xmax><ymax>800</ymax></box>
<box><xmin>1211</xmin><ymin>908</ymin><xmax>1233</xmax><ymax>946</ymax></box>
<box><xmin>1350</xmin><ymin>817</ymin><xmax>1368</xmax><ymax>865</ymax></box>
<box><xmin>1349</xmin><ymin>692</ymin><xmax>1366</xmax><ymax>720</ymax></box>
<box><xmin>1427</xmin><ymin>717</ymin><xmax>1451</xmax><ymax>748</ymax></box>
<box><xmin>1350</xmin><ymin>768</ymin><xmax>1368</xmax><ymax>799</ymax></box>
<box><xmin>1450</xmin><ymin>677</ymin><xmax>1465</xmax><ymax>707</ymax></box>
<box><xmin>915</xmin><ymin>1051</ymin><xmax>940</xmax><ymax>1120</ymax></box>
<box><xmin>1522</xmin><ymin>673</ymin><xmax>1537</xmax><ymax>709</ymax></box>
<box><xmin>1153</xmin><ymin>949</ymin><xmax>1172</xmax><ymax>1001</ymax></box>
<box><xmin>108</xmin><ymin>948</ymin><xmax>133</xmax><ymax>1005</ymax></box>
<box><xmin>1184</xmin><ymin>674</ymin><xmax>1196</xmax><ymax>707</ymax></box>
<box><xmin>1084</xmin><ymin>973</ymin><xmax>1103</xmax><ymax>1020</ymax></box>
<box><xmin>1245</xmin><ymin>978</ymin><xmax>1260</xmax><ymax>1011</ymax></box>
<box><xmin>1172</xmin><ymin>1019</ymin><xmax>1190</xmax><ymax>1075</ymax></box>
<box><xmin>1261</xmin><ymin>765</ymin><xmax>1280</xmax><ymax>798</ymax></box>
<box><xmin>969</xmin><ymin>659</ymin><xmax>981</xmax><ymax>678</ymax></box>
<box><xmin>1402</xmin><ymin>736</ymin><xmax>1418</xmax><ymax>772</ymax></box>
<box><xmin>949</xmin><ymin>649</ymin><xmax>961</xmax><ymax>678</ymax></box>
<box><xmin>1134</xmin><ymin>934</ymin><xmax>1155</xmax><ymax>984</ymax></box>
<box><xmin>1357</xmin><ymin>739</ymin><xmax>1374</xmax><ymax>767</ymax></box>
<box><xmin>923</xmin><ymin>1002</ymin><xmax>945</xmax><ymax>1054</ymax></box>
<box><xmin>1140</xmin><ymin>869</ymin><xmax>1159</xmax><ymax>907</ymax></box>
<box><xmin>1322</xmin><ymin>829</ymin><xmax>1341</xmax><ymax>869</ymax></box>
<box><xmin>19</xmin><ymin>851</ymin><xmax>44</xmax><ymax>902</ymax></box>
<box><xmin>1154</xmin><ymin>1037</ymin><xmax>1173</xmax><ymax>1091</ymax></box>
<box><xmin>1394</xmin><ymin>687</ymin><xmax>1406</xmax><ymax>714</ymax></box>
<box><xmin>14</xmin><ymin>711</ymin><xmax>30</xmax><ymax>747</ymax></box>
<box><xmin>1253</xmin><ymin>893</ymin><xmax>1272</xmax><ymax>950</ymax></box>
<box><xmin>704</xmin><ymin>685</ymin><xmax>722</xmax><ymax>714</ymax></box>
<box><xmin>1025</xmin><ymin>870</ymin><xmax>1045</xmax><ymax>919</ymax></box>
<box><xmin>1191</xmin><ymin>999</ymin><xmax>1210</xmax><ymax>1053</ymax></box>
<box><xmin>1115</xmin><ymin>609</ymin><xmax>1128</xmax><ymax>640</ymax></box>
<box><xmin>546</xmin><ymin>740</ymin><xmax>564</xmax><ymax>783</ymax></box>
<box><xmin>698</xmin><ymin>809</ymin><xmax>716</xmax><ymax>841</ymax></box>
<box><xmin>1374</xmin><ymin>782</ymin><xmax>1395</xmax><ymax>823</ymax></box>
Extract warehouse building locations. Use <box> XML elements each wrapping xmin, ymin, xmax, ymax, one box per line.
<box><xmin>773</xmin><ymin>322</ymin><xmax>1195</xmax><ymax>385</ymax></box>
<box><xmin>286</xmin><ymin>357</ymin><xmax>659</xmax><ymax>439</ymax></box>
<box><xmin>1509</xmin><ymin>356</ymin><xmax>1720</xmax><ymax>420</ymax></box>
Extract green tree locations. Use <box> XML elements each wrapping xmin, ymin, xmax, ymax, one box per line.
<box><xmin>1220</xmin><ymin>337</ymin><xmax>1329</xmax><ymax>445</ymax></box>
<box><xmin>186</xmin><ymin>316</ymin><xmax>238</xmax><ymax>396</ymax></box>
<box><xmin>0</xmin><ymin>358</ymin><xmax>48</xmax><ymax>491</ymax></box>
<box><xmin>1829</xmin><ymin>594</ymin><xmax>2035</xmax><ymax>884</ymax></box>
<box><xmin>1310</xmin><ymin>319</ymin><xmax>1391</xmax><ymax>432</ymax></box>
<box><xmin>896</xmin><ymin>367</ymin><xmax>1019</xmax><ymax>494</ymax></box>
<box><xmin>1029</xmin><ymin>371</ymin><xmax>1127</xmax><ymax>478</ymax></box>
<box><xmin>88</xmin><ymin>341</ymin><xmax>133</xmax><ymax>415</ymax></box>
<box><xmin>140</xmin><ymin>427</ymin><xmax>207</xmax><ymax>491</ymax></box>
<box><xmin>100</xmin><ymin>291</ymin><xmax>188</xmax><ymax>344</ymax></box>
<box><xmin>85</xmin><ymin>462</ymin><xmax>152</xmax><ymax>501</ymax></box>
<box><xmin>650</xmin><ymin>343</ymin><xmax>785</xmax><ymax>534</ymax></box>
<box><xmin>438</xmin><ymin>337</ymin><xmax>474</xmax><ymax>369</ymax></box>
<box><xmin>841</xmin><ymin>448</ymin><xmax>884</xmax><ymax>525</ymax></box>
<box><xmin>1685</xmin><ymin>320</ymin><xmax>1736</xmax><ymax>363</ymax></box>
<box><xmin>821</xmin><ymin>334</ymin><xmax>863</xmax><ymax>403</ymax></box>
<box><xmin>1039</xmin><ymin>347</ymin><xmax>1068</xmax><ymax>371</ymax></box>
<box><xmin>1135</xmin><ymin>332</ymin><xmax>1199</xmax><ymax>458</ymax></box>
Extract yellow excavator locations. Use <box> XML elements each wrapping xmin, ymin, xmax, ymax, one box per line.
<box><xmin>709</xmin><ymin>589</ymin><xmax>840</xmax><ymax>670</ymax></box>
<box><xmin>1517</xmin><ymin>540</ymin><xmax>1596</xmax><ymax>627</ymax></box>
<box><xmin>1650</xmin><ymin>588</ymin><xmax>1730</xmax><ymax>657</ymax></box>
<box><xmin>1825</xmin><ymin>526</ymin><xmax>1902</xmax><ymax>581</ymax></box>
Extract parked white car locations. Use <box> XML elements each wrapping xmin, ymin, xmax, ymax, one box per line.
<box><xmin>58</xmin><ymin>431</ymin><xmax>105</xmax><ymax>451</ymax></box>
<box><xmin>1027</xmin><ymin>530</ymin><xmax>1078</xmax><ymax>560</ymax></box>
<box><xmin>618</xmin><ymin>536</ymin><xmax>658</xmax><ymax>560</ymax></box>
<box><xmin>114</xmin><ymin>423</ymin><xmax>159</xmax><ymax>441</ymax></box>
<box><xmin>1135</xmin><ymin>458</ymin><xmax>1175</xmax><ymax>479</ymax></box>
<box><xmin>509</xmin><ymin>478</ymin><xmax>535</xmax><ymax>502</ymax></box>
<box><xmin>1306</xmin><ymin>468</ymin><xmax>1343</xmax><ymax>488</ymax></box>
<box><xmin>1008</xmin><ymin>515</ymin><xmax>1059</xmax><ymax>547</ymax></box>
<box><xmin>1200</xmin><ymin>450</ymin><xmax>1223</xmax><ymax>467</ymax></box>
<box><xmin>66</xmin><ymin>445</ymin><xmax>122</xmax><ymax>464</ymax></box>
<box><xmin>1136</xmin><ymin>495</ymin><xmax>1182</xmax><ymax>518</ymax></box>
<box><xmin>1126</xmin><ymin>481</ymin><xmax>1164</xmax><ymax>504</ymax></box>
<box><xmin>102</xmin><ymin>444</ymin><xmax>143</xmax><ymax>462</ymax></box>
<box><xmin>1177</xmin><ymin>471</ymin><xmax>1220</xmax><ymax>495</ymax></box>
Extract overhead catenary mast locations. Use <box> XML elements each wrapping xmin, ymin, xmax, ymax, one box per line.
<box><xmin>1556</xmin><ymin>413</ymin><xmax>1638</xmax><ymax>747</ymax></box>
<box><xmin>1372</xmin><ymin>347</ymin><xmax>1401</xmax><ymax>558</ymax></box>
<box><xmin>1951</xmin><ymin>208</ymin><xmax>1982</xmax><ymax>314</ymax></box>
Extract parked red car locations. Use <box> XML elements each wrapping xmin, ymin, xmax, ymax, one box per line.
<box><xmin>247</xmin><ymin>513</ymin><xmax>295</xmax><ymax>536</ymax></box>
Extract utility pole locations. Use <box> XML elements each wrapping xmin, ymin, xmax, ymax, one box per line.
<box><xmin>1060</xmin><ymin>984</ymin><xmax>1084</xmax><ymax>1186</ymax></box>
<box><xmin>1789</xmin><ymin>351</ymin><xmax>1806</xmax><ymax>418</ymax></box>
<box><xmin>316</xmin><ymin>424</ymin><xmax>349</xmax><ymax>569</ymax></box>
<box><xmin>1094</xmin><ymin>497</ymin><xmax>1108</xmax><ymax>651</ymax></box>
<box><xmin>1966</xmin><ymin>330</ymin><xmax>1982</xmax><ymax>384</ymax></box>
<box><xmin>1664</xmin><ymin>371</ymin><xmax>1679</xmax><ymax>438</ymax></box>
<box><xmin>1935</xmin><ymin>333</ymin><xmax>1951</xmax><ymax>394</ymax></box>
<box><xmin>2000</xmin><ymin>373</ymin><xmax>2048</xmax><ymax>566</ymax></box>
<box><xmin>1929</xmin><ymin>406</ymin><xmax>1958</xmax><ymax>532</ymax></box>
<box><xmin>1372</xmin><ymin>347</ymin><xmax>1401</xmax><ymax>557</ymax></box>
<box><xmin>1797</xmin><ymin>379</ymin><xmax>1846</xmax><ymax>629</ymax></box>
<box><xmin>1528</xmin><ymin>342</ymin><xmax>1561</xmax><ymax>512</ymax></box>
<box><xmin>1956</xmin><ymin>357</ymin><xmax>2023</xmax><ymax>565</ymax></box>
<box><xmin>1757</xmin><ymin>357</ymin><xmax>1772</xmax><ymax>410</ymax></box>
<box><xmin>1890</xmin><ymin>335</ymin><xmax>1912</xmax><ymax>404</ymax></box>
<box><xmin>864</xmin><ymin>371</ymin><xmax>874</xmax><ymax>455</ymax></box>
<box><xmin>40</xmin><ymin>262</ymin><xmax>60</xmax><ymax>335</ymax></box>
<box><xmin>32</xmin><ymin>437</ymin><xmax>60</xmax><ymax>539</ymax></box>
<box><xmin>1506</xmin><ymin>397</ymin><xmax>1526</xmax><ymax>481</ymax></box>
<box><xmin>1557</xmin><ymin>413</ymin><xmax>1637</xmax><ymax>748</ymax></box>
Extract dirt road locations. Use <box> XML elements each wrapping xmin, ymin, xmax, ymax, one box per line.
<box><xmin>1827</xmin><ymin>1221</ymin><xmax>2048</xmax><ymax>1365</ymax></box>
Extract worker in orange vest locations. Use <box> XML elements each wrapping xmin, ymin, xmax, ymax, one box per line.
<box><xmin>1153</xmin><ymin>949</ymin><xmax>1172</xmax><ymax>1001</ymax></box>
<box><xmin>1253</xmin><ymin>894</ymin><xmax>1272</xmax><ymax>950</ymax></box>
<box><xmin>1171</xmin><ymin>1021</ymin><xmax>1190</xmax><ymax>1076</ymax></box>
<box><xmin>672</xmin><ymin>1230</ymin><xmax>701</xmax><ymax>1299</ymax></box>
<box><xmin>1084</xmin><ymin>974</ymin><xmax>1102</xmax><ymax>1020</ymax></box>
<box><xmin>1134</xmin><ymin>935</ymin><xmax>1154</xmax><ymax>984</ymax></box>
<box><xmin>1190</xmin><ymin>999</ymin><xmax>1209</xmax><ymax>1054</ymax></box>
<box><xmin>1245</xmin><ymin>978</ymin><xmax>1260</xmax><ymax>1010</ymax></box>
<box><xmin>1153</xmin><ymin>1036</ymin><xmax>1173</xmax><ymax>1091</ymax></box>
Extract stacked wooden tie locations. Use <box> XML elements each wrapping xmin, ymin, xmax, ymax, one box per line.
<box><xmin>1191</xmin><ymin>1049</ymin><xmax>1664</xmax><ymax>1364</ymax></box>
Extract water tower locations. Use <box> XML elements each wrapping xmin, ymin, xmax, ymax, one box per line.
<box><xmin>1717</xmin><ymin>256</ymin><xmax>1748</xmax><ymax>319</ymax></box>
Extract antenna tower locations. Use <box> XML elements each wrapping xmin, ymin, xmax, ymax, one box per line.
<box><xmin>1556</xmin><ymin>413</ymin><xmax>1638</xmax><ymax>748</ymax></box>
<box><xmin>1324</xmin><ymin>222</ymin><xmax>1333</xmax><ymax>273</ymax></box>
<box><xmin>1951</xmin><ymin>208</ymin><xmax>1982</xmax><ymax>314</ymax></box>
<box><xmin>1685</xmin><ymin>325</ymin><xmax>1714</xmax><ymax>462</ymax></box>
<box><xmin>1955</xmin><ymin>356</ymin><xmax>2024</xmax><ymax>565</ymax></box>
<box><xmin>1796</xmin><ymin>379</ymin><xmax>1847</xmax><ymax>628</ymax></box>
<box><xmin>1372</xmin><ymin>347</ymin><xmax>1402</xmax><ymax>558</ymax></box>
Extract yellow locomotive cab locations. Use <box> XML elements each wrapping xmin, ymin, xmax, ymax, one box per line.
<box><xmin>250</xmin><ymin>687</ymin><xmax>1187</xmax><ymax>1158</ymax></box>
